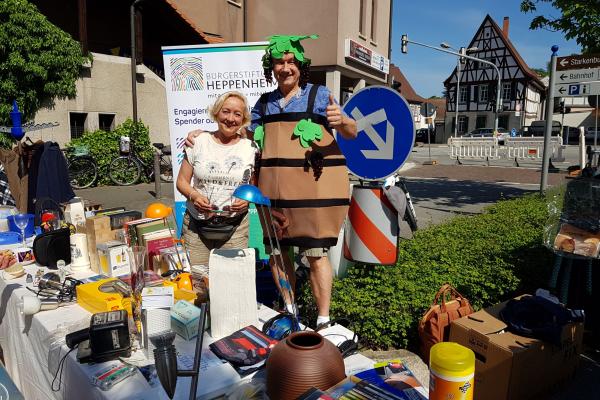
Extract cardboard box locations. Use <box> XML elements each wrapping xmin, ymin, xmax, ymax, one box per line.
<box><xmin>97</xmin><ymin>241</ymin><xmax>130</xmax><ymax>277</ymax></box>
<box><xmin>171</xmin><ymin>300</ymin><xmax>202</xmax><ymax>340</ymax></box>
<box><xmin>449</xmin><ymin>296</ymin><xmax>583</xmax><ymax>400</ymax></box>
<box><xmin>83</xmin><ymin>215</ymin><xmax>113</xmax><ymax>273</ymax></box>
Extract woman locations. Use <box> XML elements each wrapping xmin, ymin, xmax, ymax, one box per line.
<box><xmin>177</xmin><ymin>91</ymin><xmax>258</xmax><ymax>267</ymax></box>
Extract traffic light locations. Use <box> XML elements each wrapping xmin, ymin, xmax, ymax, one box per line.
<box><xmin>459</xmin><ymin>47</ymin><xmax>466</xmax><ymax>65</ymax></box>
<box><xmin>401</xmin><ymin>35</ymin><xmax>408</xmax><ymax>54</ymax></box>
<box><xmin>553</xmin><ymin>98</ymin><xmax>567</xmax><ymax>114</ymax></box>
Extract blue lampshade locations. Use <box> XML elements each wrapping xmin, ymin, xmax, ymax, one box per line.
<box><xmin>233</xmin><ymin>184</ymin><xmax>270</xmax><ymax>206</ymax></box>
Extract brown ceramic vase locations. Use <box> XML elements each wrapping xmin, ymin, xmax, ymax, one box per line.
<box><xmin>266</xmin><ymin>331</ymin><xmax>346</xmax><ymax>400</ymax></box>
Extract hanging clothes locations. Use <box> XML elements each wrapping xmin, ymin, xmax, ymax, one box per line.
<box><xmin>25</xmin><ymin>141</ymin><xmax>46</xmax><ymax>213</ymax></box>
<box><xmin>0</xmin><ymin>147</ymin><xmax>28</xmax><ymax>212</ymax></box>
<box><xmin>34</xmin><ymin>142</ymin><xmax>75</xmax><ymax>207</ymax></box>
<box><xmin>0</xmin><ymin>163</ymin><xmax>16</xmax><ymax>206</ymax></box>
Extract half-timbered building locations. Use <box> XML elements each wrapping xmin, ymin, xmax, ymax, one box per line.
<box><xmin>442</xmin><ymin>15</ymin><xmax>546</xmax><ymax>141</ymax></box>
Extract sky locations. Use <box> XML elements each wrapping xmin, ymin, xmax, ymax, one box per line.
<box><xmin>391</xmin><ymin>0</ymin><xmax>581</xmax><ymax>98</ymax></box>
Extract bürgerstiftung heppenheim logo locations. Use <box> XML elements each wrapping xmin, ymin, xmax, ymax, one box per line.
<box><xmin>170</xmin><ymin>57</ymin><xmax>204</xmax><ymax>91</ymax></box>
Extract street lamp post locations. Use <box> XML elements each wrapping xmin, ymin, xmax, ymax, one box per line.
<box><xmin>402</xmin><ymin>36</ymin><xmax>503</xmax><ymax>135</ymax></box>
<box><xmin>441</xmin><ymin>43</ymin><xmax>478</xmax><ymax>137</ymax></box>
<box><xmin>130</xmin><ymin>0</ymin><xmax>148</xmax><ymax>124</ymax></box>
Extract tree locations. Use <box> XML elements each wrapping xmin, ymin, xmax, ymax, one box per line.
<box><xmin>0</xmin><ymin>0</ymin><xmax>90</xmax><ymax>127</ymax></box>
<box><xmin>532</xmin><ymin>67</ymin><xmax>549</xmax><ymax>77</ymax></box>
<box><xmin>520</xmin><ymin>0</ymin><xmax>600</xmax><ymax>54</ymax></box>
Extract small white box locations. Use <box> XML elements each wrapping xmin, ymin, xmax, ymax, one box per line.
<box><xmin>96</xmin><ymin>241</ymin><xmax>130</xmax><ymax>277</ymax></box>
<box><xmin>171</xmin><ymin>300</ymin><xmax>202</xmax><ymax>340</ymax></box>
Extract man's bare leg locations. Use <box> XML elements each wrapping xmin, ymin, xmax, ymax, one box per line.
<box><xmin>307</xmin><ymin>255</ymin><xmax>332</xmax><ymax>322</ymax></box>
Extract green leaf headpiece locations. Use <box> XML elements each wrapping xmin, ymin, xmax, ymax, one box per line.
<box><xmin>262</xmin><ymin>34</ymin><xmax>319</xmax><ymax>69</ymax></box>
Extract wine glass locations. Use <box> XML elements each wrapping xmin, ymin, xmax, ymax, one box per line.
<box><xmin>14</xmin><ymin>213</ymin><xmax>30</xmax><ymax>246</ymax></box>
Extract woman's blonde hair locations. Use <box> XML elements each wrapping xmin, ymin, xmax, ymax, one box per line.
<box><xmin>208</xmin><ymin>91</ymin><xmax>251</xmax><ymax>129</ymax></box>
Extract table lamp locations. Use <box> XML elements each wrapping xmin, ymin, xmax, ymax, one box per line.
<box><xmin>232</xmin><ymin>185</ymin><xmax>299</xmax><ymax>320</ymax></box>
<box><xmin>150</xmin><ymin>302</ymin><xmax>208</xmax><ymax>400</ymax></box>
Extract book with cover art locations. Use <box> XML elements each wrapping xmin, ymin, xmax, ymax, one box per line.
<box><xmin>297</xmin><ymin>388</ymin><xmax>335</xmax><ymax>400</ymax></box>
<box><xmin>145</xmin><ymin>234</ymin><xmax>174</xmax><ymax>270</ymax></box>
<box><xmin>327</xmin><ymin>359</ymin><xmax>427</xmax><ymax>400</ymax></box>
<box><xmin>123</xmin><ymin>218</ymin><xmax>160</xmax><ymax>246</ymax></box>
<box><xmin>135</xmin><ymin>220</ymin><xmax>173</xmax><ymax>246</ymax></box>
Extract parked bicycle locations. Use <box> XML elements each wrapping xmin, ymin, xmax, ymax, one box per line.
<box><xmin>65</xmin><ymin>145</ymin><xmax>98</xmax><ymax>189</ymax></box>
<box><xmin>108</xmin><ymin>137</ymin><xmax>173</xmax><ymax>186</ymax></box>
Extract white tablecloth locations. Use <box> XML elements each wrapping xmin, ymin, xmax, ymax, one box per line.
<box><xmin>0</xmin><ymin>265</ymin><xmax>371</xmax><ymax>399</ymax></box>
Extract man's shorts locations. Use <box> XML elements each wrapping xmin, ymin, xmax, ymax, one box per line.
<box><xmin>265</xmin><ymin>245</ymin><xmax>328</xmax><ymax>258</ymax></box>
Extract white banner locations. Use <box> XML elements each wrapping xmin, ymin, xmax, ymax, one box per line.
<box><xmin>161</xmin><ymin>42</ymin><xmax>276</xmax><ymax>230</ymax></box>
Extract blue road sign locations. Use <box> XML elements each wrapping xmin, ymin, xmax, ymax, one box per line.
<box><xmin>337</xmin><ymin>86</ymin><xmax>415</xmax><ymax>180</ymax></box>
<box><xmin>511</xmin><ymin>128</ymin><xmax>517</xmax><ymax>137</ymax></box>
<box><xmin>568</xmin><ymin>84</ymin><xmax>580</xmax><ymax>95</ymax></box>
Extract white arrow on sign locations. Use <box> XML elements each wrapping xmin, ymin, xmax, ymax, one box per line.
<box><xmin>554</xmin><ymin>68</ymin><xmax>600</xmax><ymax>85</ymax></box>
<box><xmin>351</xmin><ymin>107</ymin><xmax>394</xmax><ymax>159</ymax></box>
<box><xmin>559</xmin><ymin>58</ymin><xmax>569</xmax><ymax>68</ymax></box>
<box><xmin>554</xmin><ymin>82</ymin><xmax>600</xmax><ymax>97</ymax></box>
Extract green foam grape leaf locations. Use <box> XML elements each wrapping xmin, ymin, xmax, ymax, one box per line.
<box><xmin>267</xmin><ymin>34</ymin><xmax>319</xmax><ymax>63</ymax></box>
<box><xmin>293</xmin><ymin>119</ymin><xmax>322</xmax><ymax>148</ymax></box>
<box><xmin>254</xmin><ymin>125</ymin><xmax>265</xmax><ymax>149</ymax></box>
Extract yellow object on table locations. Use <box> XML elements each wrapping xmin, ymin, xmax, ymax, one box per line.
<box><xmin>429</xmin><ymin>342</ymin><xmax>475</xmax><ymax>400</ymax></box>
<box><xmin>76</xmin><ymin>278</ymin><xmax>133</xmax><ymax>316</ymax></box>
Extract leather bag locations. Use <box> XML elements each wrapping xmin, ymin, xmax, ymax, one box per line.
<box><xmin>418</xmin><ymin>283</ymin><xmax>474</xmax><ymax>362</ymax></box>
<box><xmin>32</xmin><ymin>227</ymin><xmax>71</xmax><ymax>269</ymax></box>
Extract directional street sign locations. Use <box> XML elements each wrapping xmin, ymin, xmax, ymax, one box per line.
<box><xmin>337</xmin><ymin>86</ymin><xmax>415</xmax><ymax>180</ymax></box>
<box><xmin>554</xmin><ymin>68</ymin><xmax>600</xmax><ymax>85</ymax></box>
<box><xmin>556</xmin><ymin>54</ymin><xmax>600</xmax><ymax>71</ymax></box>
<box><xmin>420</xmin><ymin>102</ymin><xmax>436</xmax><ymax>118</ymax></box>
<box><xmin>555</xmin><ymin>82</ymin><xmax>600</xmax><ymax>97</ymax></box>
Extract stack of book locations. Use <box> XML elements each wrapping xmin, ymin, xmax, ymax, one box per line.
<box><xmin>123</xmin><ymin>218</ymin><xmax>175</xmax><ymax>270</ymax></box>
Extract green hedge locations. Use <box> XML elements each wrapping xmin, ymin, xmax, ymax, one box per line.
<box><xmin>67</xmin><ymin>119</ymin><xmax>154</xmax><ymax>186</ymax></box>
<box><xmin>299</xmin><ymin>192</ymin><xmax>555</xmax><ymax>350</ymax></box>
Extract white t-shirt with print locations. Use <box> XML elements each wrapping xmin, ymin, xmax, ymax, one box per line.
<box><xmin>185</xmin><ymin>132</ymin><xmax>257</xmax><ymax>218</ymax></box>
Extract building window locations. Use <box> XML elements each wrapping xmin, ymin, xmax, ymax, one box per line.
<box><xmin>502</xmin><ymin>83</ymin><xmax>512</xmax><ymax>101</ymax></box>
<box><xmin>479</xmin><ymin>85</ymin><xmax>489</xmax><ymax>103</ymax></box>
<box><xmin>458</xmin><ymin>116</ymin><xmax>469</xmax><ymax>134</ymax></box>
<box><xmin>359</xmin><ymin>0</ymin><xmax>366</xmax><ymax>36</ymax></box>
<box><xmin>498</xmin><ymin>115</ymin><xmax>509</xmax><ymax>130</ymax></box>
<box><xmin>99</xmin><ymin>113</ymin><xmax>115</xmax><ymax>131</ymax></box>
<box><xmin>476</xmin><ymin>115</ymin><xmax>487</xmax><ymax>129</ymax></box>
<box><xmin>370</xmin><ymin>0</ymin><xmax>377</xmax><ymax>42</ymax></box>
<box><xmin>70</xmin><ymin>112</ymin><xmax>87</xmax><ymax>140</ymax></box>
<box><xmin>459</xmin><ymin>86</ymin><xmax>468</xmax><ymax>103</ymax></box>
